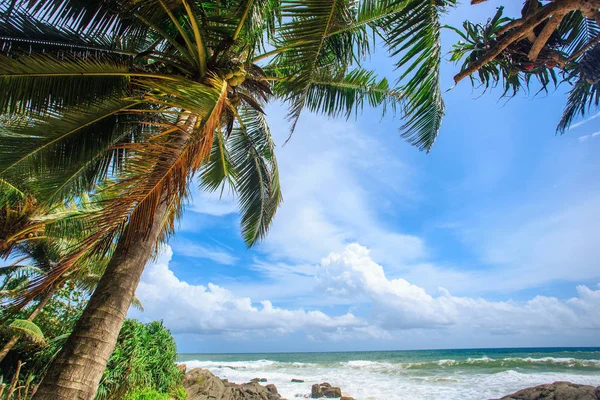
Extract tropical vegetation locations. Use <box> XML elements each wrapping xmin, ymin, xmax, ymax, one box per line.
<box><xmin>450</xmin><ymin>0</ymin><xmax>600</xmax><ymax>131</ymax></box>
<box><xmin>0</xmin><ymin>0</ymin><xmax>598</xmax><ymax>399</ymax></box>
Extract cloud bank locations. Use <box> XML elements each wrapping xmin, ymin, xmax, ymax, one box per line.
<box><xmin>133</xmin><ymin>244</ymin><xmax>600</xmax><ymax>341</ymax></box>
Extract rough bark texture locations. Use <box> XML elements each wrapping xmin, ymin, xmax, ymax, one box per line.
<box><xmin>0</xmin><ymin>283</ymin><xmax>58</xmax><ymax>363</ymax></box>
<box><xmin>32</xmin><ymin>203</ymin><xmax>168</xmax><ymax>400</ymax></box>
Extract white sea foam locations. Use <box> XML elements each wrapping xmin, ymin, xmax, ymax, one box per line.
<box><xmin>181</xmin><ymin>357</ymin><xmax>600</xmax><ymax>400</ymax></box>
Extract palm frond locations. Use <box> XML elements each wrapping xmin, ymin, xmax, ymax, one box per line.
<box><xmin>271</xmin><ymin>0</ymin><xmax>363</xmax><ymax>131</ymax></box>
<box><xmin>558</xmin><ymin>78</ymin><xmax>600</xmax><ymax>133</ymax></box>
<box><xmin>0</xmin><ymin>54</ymin><xmax>131</xmax><ymax>116</ymax></box>
<box><xmin>200</xmin><ymin>126</ymin><xmax>235</xmax><ymax>192</ymax></box>
<box><xmin>131</xmin><ymin>296</ymin><xmax>144</xmax><ymax>312</ymax></box>
<box><xmin>5</xmin><ymin>0</ymin><xmax>149</xmax><ymax>41</ymax></box>
<box><xmin>305</xmin><ymin>67</ymin><xmax>404</xmax><ymax>119</ymax></box>
<box><xmin>8</xmin><ymin>318</ymin><xmax>45</xmax><ymax>343</ymax></box>
<box><xmin>380</xmin><ymin>0</ymin><xmax>456</xmax><ymax>151</ymax></box>
<box><xmin>229</xmin><ymin>106</ymin><xmax>281</xmax><ymax>246</ymax></box>
<box><xmin>0</xmin><ymin>99</ymin><xmax>140</xmax><ymax>203</ymax></box>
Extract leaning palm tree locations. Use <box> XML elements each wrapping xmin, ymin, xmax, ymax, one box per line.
<box><xmin>450</xmin><ymin>0</ymin><xmax>600</xmax><ymax>132</ymax></box>
<box><xmin>0</xmin><ymin>1</ymin><xmax>456</xmax><ymax>398</ymax></box>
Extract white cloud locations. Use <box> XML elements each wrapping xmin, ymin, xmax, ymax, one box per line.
<box><xmin>570</xmin><ymin>111</ymin><xmax>600</xmax><ymax>130</ymax></box>
<box><xmin>578</xmin><ymin>130</ymin><xmax>600</xmax><ymax>142</ymax></box>
<box><xmin>317</xmin><ymin>244</ymin><xmax>600</xmax><ymax>333</ymax></box>
<box><xmin>172</xmin><ymin>240</ymin><xmax>239</xmax><ymax>265</ymax></box>
<box><xmin>132</xmin><ymin>246</ymin><xmax>364</xmax><ymax>336</ymax></box>
<box><xmin>255</xmin><ymin>106</ymin><xmax>424</xmax><ymax>269</ymax></box>
<box><xmin>133</xmin><ymin>244</ymin><xmax>600</xmax><ymax>341</ymax></box>
<box><xmin>188</xmin><ymin>186</ymin><xmax>238</xmax><ymax>217</ymax></box>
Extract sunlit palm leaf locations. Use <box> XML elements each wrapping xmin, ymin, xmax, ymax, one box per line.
<box><xmin>8</xmin><ymin>318</ymin><xmax>45</xmax><ymax>343</ymax></box>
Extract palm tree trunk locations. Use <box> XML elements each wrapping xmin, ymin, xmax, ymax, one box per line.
<box><xmin>0</xmin><ymin>283</ymin><xmax>58</xmax><ymax>363</ymax></box>
<box><xmin>32</xmin><ymin>202</ymin><xmax>168</xmax><ymax>400</ymax></box>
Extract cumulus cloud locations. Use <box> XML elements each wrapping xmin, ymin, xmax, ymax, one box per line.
<box><xmin>134</xmin><ymin>244</ymin><xmax>600</xmax><ymax>342</ymax></box>
<box><xmin>317</xmin><ymin>244</ymin><xmax>600</xmax><ymax>333</ymax></box>
<box><xmin>133</xmin><ymin>246</ymin><xmax>364</xmax><ymax>336</ymax></box>
<box><xmin>253</xmin><ymin>108</ymin><xmax>424</xmax><ymax>269</ymax></box>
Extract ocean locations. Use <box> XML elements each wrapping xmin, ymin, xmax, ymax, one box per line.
<box><xmin>178</xmin><ymin>348</ymin><xmax>600</xmax><ymax>400</ymax></box>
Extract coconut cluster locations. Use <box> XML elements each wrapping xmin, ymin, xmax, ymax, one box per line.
<box><xmin>218</xmin><ymin>64</ymin><xmax>247</xmax><ymax>87</ymax></box>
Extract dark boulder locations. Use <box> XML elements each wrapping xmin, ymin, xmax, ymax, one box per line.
<box><xmin>494</xmin><ymin>381</ymin><xmax>600</xmax><ymax>400</ymax></box>
<box><xmin>312</xmin><ymin>382</ymin><xmax>342</xmax><ymax>398</ymax></box>
<box><xmin>183</xmin><ymin>368</ymin><xmax>287</xmax><ymax>400</ymax></box>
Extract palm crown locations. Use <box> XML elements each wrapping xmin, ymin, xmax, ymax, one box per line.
<box><xmin>0</xmin><ymin>0</ymin><xmax>456</xmax><ymax>298</ymax></box>
<box><xmin>449</xmin><ymin>0</ymin><xmax>600</xmax><ymax>132</ymax></box>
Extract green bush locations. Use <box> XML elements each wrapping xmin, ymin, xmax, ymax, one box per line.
<box><xmin>96</xmin><ymin>319</ymin><xmax>185</xmax><ymax>400</ymax></box>
<box><xmin>122</xmin><ymin>388</ymin><xmax>171</xmax><ymax>400</ymax></box>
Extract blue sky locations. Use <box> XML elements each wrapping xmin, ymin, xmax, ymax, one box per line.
<box><xmin>130</xmin><ymin>0</ymin><xmax>600</xmax><ymax>353</ymax></box>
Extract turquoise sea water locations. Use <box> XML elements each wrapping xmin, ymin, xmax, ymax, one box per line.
<box><xmin>178</xmin><ymin>348</ymin><xmax>600</xmax><ymax>399</ymax></box>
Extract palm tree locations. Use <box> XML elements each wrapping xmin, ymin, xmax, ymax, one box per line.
<box><xmin>0</xmin><ymin>196</ymin><xmax>114</xmax><ymax>364</ymax></box>
<box><xmin>450</xmin><ymin>0</ymin><xmax>600</xmax><ymax>132</ymax></box>
<box><xmin>0</xmin><ymin>1</ymin><xmax>456</xmax><ymax>398</ymax></box>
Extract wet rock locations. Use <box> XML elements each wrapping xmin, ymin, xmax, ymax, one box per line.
<box><xmin>184</xmin><ymin>368</ymin><xmax>287</xmax><ymax>400</ymax></box>
<box><xmin>266</xmin><ymin>384</ymin><xmax>279</xmax><ymax>394</ymax></box>
<box><xmin>291</xmin><ymin>379</ymin><xmax>304</xmax><ymax>383</ymax></box>
<box><xmin>312</xmin><ymin>382</ymin><xmax>342</xmax><ymax>398</ymax></box>
<box><xmin>494</xmin><ymin>381</ymin><xmax>600</xmax><ymax>400</ymax></box>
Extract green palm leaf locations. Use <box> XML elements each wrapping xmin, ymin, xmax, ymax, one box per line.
<box><xmin>558</xmin><ymin>45</ymin><xmax>600</xmax><ymax>133</ymax></box>
<box><xmin>305</xmin><ymin>68</ymin><xmax>404</xmax><ymax>119</ymax></box>
<box><xmin>271</xmin><ymin>0</ymin><xmax>362</xmax><ymax>130</ymax></box>
<box><xmin>229</xmin><ymin>106</ymin><xmax>281</xmax><ymax>246</ymax></box>
<box><xmin>0</xmin><ymin>99</ymin><xmax>140</xmax><ymax>203</ymax></box>
<box><xmin>8</xmin><ymin>318</ymin><xmax>45</xmax><ymax>343</ymax></box>
<box><xmin>0</xmin><ymin>55</ymin><xmax>131</xmax><ymax>116</ymax></box>
<box><xmin>380</xmin><ymin>0</ymin><xmax>456</xmax><ymax>151</ymax></box>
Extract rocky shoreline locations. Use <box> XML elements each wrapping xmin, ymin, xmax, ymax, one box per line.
<box><xmin>180</xmin><ymin>366</ymin><xmax>600</xmax><ymax>400</ymax></box>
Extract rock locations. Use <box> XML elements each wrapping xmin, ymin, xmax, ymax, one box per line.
<box><xmin>494</xmin><ymin>381</ymin><xmax>600</xmax><ymax>400</ymax></box>
<box><xmin>341</xmin><ymin>397</ymin><xmax>356</xmax><ymax>400</ymax></box>
<box><xmin>311</xmin><ymin>382</ymin><xmax>342</xmax><ymax>398</ymax></box>
<box><xmin>266</xmin><ymin>384</ymin><xmax>279</xmax><ymax>395</ymax></box>
<box><xmin>311</xmin><ymin>384</ymin><xmax>321</xmax><ymax>398</ymax></box>
<box><xmin>291</xmin><ymin>379</ymin><xmax>304</xmax><ymax>383</ymax></box>
<box><xmin>260</xmin><ymin>378</ymin><xmax>268</xmax><ymax>382</ymax></box>
<box><xmin>322</xmin><ymin>387</ymin><xmax>342</xmax><ymax>398</ymax></box>
<box><xmin>251</xmin><ymin>377</ymin><xmax>260</xmax><ymax>383</ymax></box>
<box><xmin>177</xmin><ymin>363</ymin><xmax>187</xmax><ymax>374</ymax></box>
<box><xmin>184</xmin><ymin>368</ymin><xmax>286</xmax><ymax>400</ymax></box>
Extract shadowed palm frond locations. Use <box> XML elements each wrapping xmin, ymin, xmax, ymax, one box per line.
<box><xmin>304</xmin><ymin>67</ymin><xmax>404</xmax><ymax>119</ymax></box>
<box><xmin>270</xmin><ymin>0</ymin><xmax>364</xmax><ymax>131</ymax></box>
<box><xmin>229</xmin><ymin>106</ymin><xmax>281</xmax><ymax>245</ymax></box>
<box><xmin>0</xmin><ymin>55</ymin><xmax>132</xmax><ymax>116</ymax></box>
<box><xmin>558</xmin><ymin>45</ymin><xmax>600</xmax><ymax>133</ymax></box>
<box><xmin>0</xmin><ymin>99</ymin><xmax>141</xmax><ymax>203</ymax></box>
<box><xmin>379</xmin><ymin>0</ymin><xmax>457</xmax><ymax>151</ymax></box>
